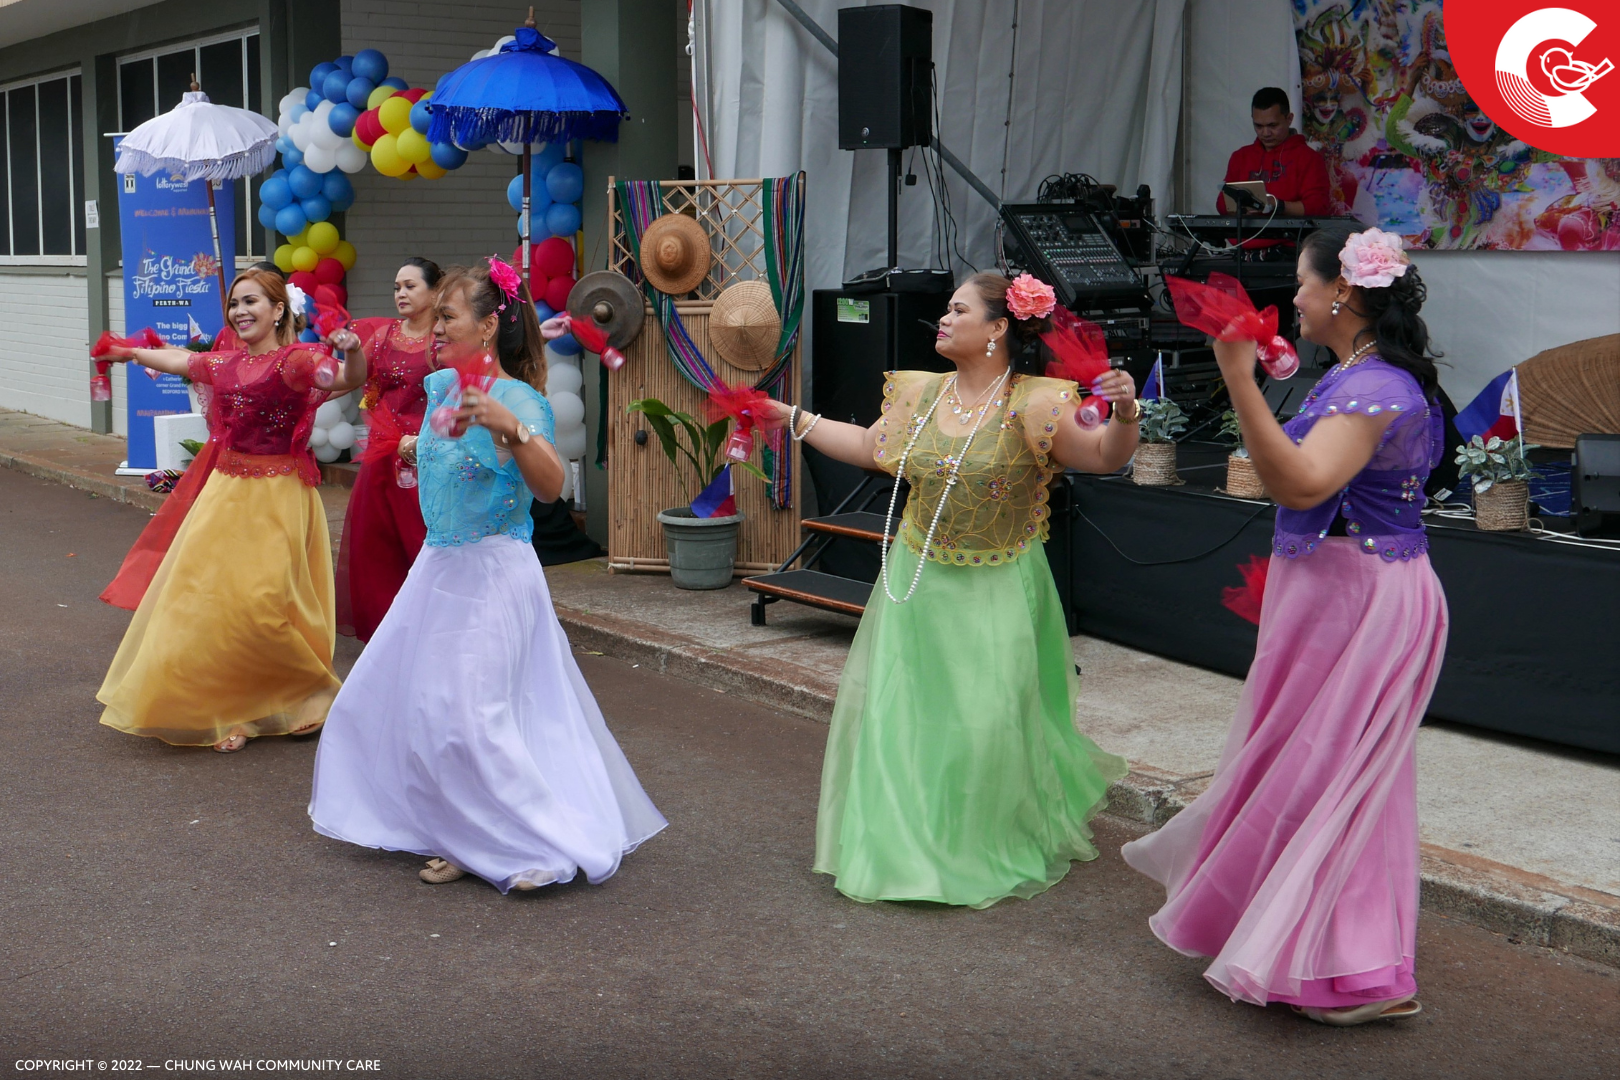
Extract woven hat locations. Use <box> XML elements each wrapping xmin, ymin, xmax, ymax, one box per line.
<box><xmin>637</xmin><ymin>213</ymin><xmax>711</xmax><ymax>296</ymax></box>
<box><xmin>709</xmin><ymin>280</ymin><xmax>781</xmax><ymax>371</ymax></box>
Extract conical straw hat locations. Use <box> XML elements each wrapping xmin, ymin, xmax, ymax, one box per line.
<box><xmin>709</xmin><ymin>280</ymin><xmax>781</xmax><ymax>371</ymax></box>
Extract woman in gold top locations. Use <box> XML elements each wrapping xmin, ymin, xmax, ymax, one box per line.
<box><xmin>767</xmin><ymin>272</ymin><xmax>1140</xmax><ymax>907</ymax></box>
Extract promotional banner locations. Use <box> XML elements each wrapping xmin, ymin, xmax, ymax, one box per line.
<box><xmin>114</xmin><ymin>134</ymin><xmax>236</xmax><ymax>470</ymax></box>
<box><xmin>1293</xmin><ymin>0</ymin><xmax>1619</xmax><ymax>250</ymax></box>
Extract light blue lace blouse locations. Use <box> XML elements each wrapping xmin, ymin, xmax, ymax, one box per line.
<box><xmin>417</xmin><ymin>369</ymin><xmax>555</xmax><ymax>547</ymax></box>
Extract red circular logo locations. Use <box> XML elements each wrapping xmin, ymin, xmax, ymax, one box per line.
<box><xmin>1446</xmin><ymin>0</ymin><xmax>1620</xmax><ymax>157</ymax></box>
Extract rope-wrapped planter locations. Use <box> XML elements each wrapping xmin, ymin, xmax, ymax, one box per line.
<box><xmin>1474</xmin><ymin>480</ymin><xmax>1529</xmax><ymax>532</ymax></box>
<box><xmin>1133</xmin><ymin>442</ymin><xmax>1180</xmax><ymax>486</ymax></box>
<box><xmin>1224</xmin><ymin>453</ymin><xmax>1266</xmax><ymax>499</ymax></box>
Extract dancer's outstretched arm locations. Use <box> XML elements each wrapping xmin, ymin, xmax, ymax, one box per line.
<box><xmin>763</xmin><ymin>400</ymin><xmax>881</xmax><ymax>470</ymax></box>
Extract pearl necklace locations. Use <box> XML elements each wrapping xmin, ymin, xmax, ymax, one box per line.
<box><xmin>879</xmin><ymin>368</ymin><xmax>1011</xmax><ymax>604</ymax></box>
<box><xmin>945</xmin><ymin>376</ymin><xmax>1007</xmax><ymax>425</ymax></box>
<box><xmin>1334</xmin><ymin>341</ymin><xmax>1377</xmax><ymax>371</ymax></box>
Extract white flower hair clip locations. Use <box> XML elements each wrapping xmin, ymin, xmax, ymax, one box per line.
<box><xmin>1340</xmin><ymin>229</ymin><xmax>1411</xmax><ymax>290</ymax></box>
<box><xmin>284</xmin><ymin>281</ymin><xmax>309</xmax><ymax>319</ymax></box>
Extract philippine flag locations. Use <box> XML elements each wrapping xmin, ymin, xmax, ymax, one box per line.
<box><xmin>690</xmin><ymin>463</ymin><xmax>737</xmax><ymax>518</ymax></box>
<box><xmin>187</xmin><ymin>313</ymin><xmax>207</xmax><ymax>344</ymax></box>
<box><xmin>1141</xmin><ymin>354</ymin><xmax>1166</xmax><ymax>401</ymax></box>
<box><xmin>1456</xmin><ymin>368</ymin><xmax>1522</xmax><ymax>442</ymax></box>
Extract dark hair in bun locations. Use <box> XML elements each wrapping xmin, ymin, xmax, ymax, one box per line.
<box><xmin>401</xmin><ymin>256</ymin><xmax>443</xmax><ymax>288</ymax></box>
<box><xmin>967</xmin><ymin>272</ymin><xmax>1053</xmax><ymax>375</ymax></box>
<box><xmin>1301</xmin><ymin>225</ymin><xmax>1441</xmax><ymax>395</ymax></box>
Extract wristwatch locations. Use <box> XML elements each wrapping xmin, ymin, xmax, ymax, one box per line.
<box><xmin>502</xmin><ymin>424</ymin><xmax>532</xmax><ymax>448</ymax></box>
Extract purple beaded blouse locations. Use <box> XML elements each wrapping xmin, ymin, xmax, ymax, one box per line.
<box><xmin>1273</xmin><ymin>357</ymin><xmax>1444</xmax><ymax>562</ymax></box>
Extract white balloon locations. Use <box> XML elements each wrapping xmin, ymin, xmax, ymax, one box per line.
<box><xmin>493</xmin><ymin>140</ymin><xmax>523</xmax><ymax>155</ymax></box>
<box><xmin>335</xmin><ymin>142</ymin><xmax>368</xmax><ymax>174</ymax></box>
<box><xmin>315</xmin><ymin>400</ymin><xmax>345</xmax><ymax>427</ymax></box>
<box><xmin>543</xmin><ymin>344</ymin><xmax>580</xmax><ymax>370</ymax></box>
<box><xmin>278</xmin><ymin>115</ymin><xmax>293</xmax><ymax>137</ymax></box>
<box><xmin>288</xmin><ymin>102</ymin><xmax>309</xmax><ymax>122</ymax></box>
<box><xmin>341</xmin><ymin>394</ymin><xmax>360</xmax><ymax>421</ymax></box>
<box><xmin>303</xmin><ymin>143</ymin><xmax>337</xmax><ymax>174</ymax></box>
<box><xmin>545</xmin><ymin>363</ymin><xmax>583</xmax><ymax>396</ymax></box>
<box><xmin>327</xmin><ymin>421</ymin><xmax>356</xmax><ymax>450</ymax></box>
<box><xmin>556</xmin><ymin>427</ymin><xmax>589</xmax><ymax>460</ymax></box>
<box><xmin>494</xmin><ymin>34</ymin><xmax>515</xmax><ymax>50</ymax></box>
<box><xmin>314</xmin><ymin>442</ymin><xmax>343</xmax><ymax>463</ymax></box>
<box><xmin>290</xmin><ymin>119</ymin><xmax>312</xmax><ymax>153</ymax></box>
<box><xmin>473</xmin><ymin>49</ymin><xmax>491</xmax><ymax>60</ymax></box>
<box><xmin>308</xmin><ymin>425</ymin><xmax>329</xmax><ymax>448</ymax></box>
<box><xmin>549</xmin><ymin>391</ymin><xmax>585</xmax><ymax>429</ymax></box>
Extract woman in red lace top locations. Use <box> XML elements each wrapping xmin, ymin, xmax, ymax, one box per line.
<box><xmin>336</xmin><ymin>257</ymin><xmax>443</xmax><ymax>640</ymax></box>
<box><xmin>93</xmin><ymin>269</ymin><xmax>368</xmax><ymax>753</ymax></box>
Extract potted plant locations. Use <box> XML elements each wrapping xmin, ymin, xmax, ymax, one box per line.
<box><xmin>1219</xmin><ymin>408</ymin><xmax>1266</xmax><ymax>499</ymax></box>
<box><xmin>1133</xmin><ymin>397</ymin><xmax>1187</xmax><ymax>486</ymax></box>
<box><xmin>1456</xmin><ymin>434</ymin><xmax>1536</xmax><ymax>531</ymax></box>
<box><xmin>627</xmin><ymin>396</ymin><xmax>771</xmax><ymax>589</ymax></box>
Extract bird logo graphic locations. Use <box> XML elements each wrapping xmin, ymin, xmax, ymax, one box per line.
<box><xmin>1494</xmin><ymin>8</ymin><xmax>1613</xmax><ymax>128</ymax></box>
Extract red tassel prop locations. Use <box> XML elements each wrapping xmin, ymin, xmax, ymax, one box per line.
<box><xmin>1221</xmin><ymin>554</ymin><xmax>1270</xmax><ymax>625</ymax></box>
<box><xmin>90</xmin><ymin>328</ymin><xmax>164</xmax><ymax>358</ymax></box>
<box><xmin>707</xmin><ymin>383</ymin><xmax>779</xmax><ymax>462</ymax></box>
<box><xmin>1039</xmin><ymin>309</ymin><xmax>1113</xmax><ymax>429</ymax></box>
<box><xmin>1164</xmin><ymin>273</ymin><xmax>1299</xmax><ymax>379</ymax></box>
<box><xmin>311</xmin><ymin>285</ymin><xmax>351</xmax><ymax>340</ymax></box>
<box><xmin>426</xmin><ymin>342</ymin><xmax>497</xmax><ymax>439</ymax></box>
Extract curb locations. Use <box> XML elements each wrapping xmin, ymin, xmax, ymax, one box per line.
<box><xmin>553</xmin><ymin>601</ymin><xmax>1620</xmax><ymax>972</ymax></box>
<box><xmin>0</xmin><ymin>448</ymin><xmax>165</xmax><ymax>513</ymax></box>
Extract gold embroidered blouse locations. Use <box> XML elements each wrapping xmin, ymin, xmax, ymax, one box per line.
<box><xmin>872</xmin><ymin>370</ymin><xmax>1076</xmax><ymax>567</ymax></box>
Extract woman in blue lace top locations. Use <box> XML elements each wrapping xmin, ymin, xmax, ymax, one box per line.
<box><xmin>310</xmin><ymin>260</ymin><xmax>666</xmax><ymax>893</ymax></box>
<box><xmin>1124</xmin><ymin>227</ymin><xmax>1447</xmax><ymax>1026</ymax></box>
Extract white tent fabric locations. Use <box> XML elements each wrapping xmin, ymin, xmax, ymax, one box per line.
<box><xmin>697</xmin><ymin>0</ymin><xmax>1186</xmax><ymax>292</ymax></box>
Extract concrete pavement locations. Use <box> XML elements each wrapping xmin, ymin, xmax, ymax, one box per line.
<box><xmin>2</xmin><ymin>465</ymin><xmax>1617</xmax><ymax>1079</ymax></box>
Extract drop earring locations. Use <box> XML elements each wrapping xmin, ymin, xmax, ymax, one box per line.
<box><xmin>1331</xmin><ymin>301</ymin><xmax>1342</xmax><ymax>316</ymax></box>
<box><xmin>986</xmin><ymin>339</ymin><xmax>997</xmax><ymax>357</ymax></box>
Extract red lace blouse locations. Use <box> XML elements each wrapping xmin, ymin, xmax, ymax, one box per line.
<box><xmin>187</xmin><ymin>345</ymin><xmax>334</xmax><ymax>486</ymax></box>
<box><xmin>355</xmin><ymin>318</ymin><xmax>439</xmax><ymax>440</ymax></box>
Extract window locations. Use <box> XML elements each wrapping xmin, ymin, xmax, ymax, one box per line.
<box><xmin>0</xmin><ymin>70</ymin><xmax>85</xmax><ymax>262</ymax></box>
<box><xmin>119</xmin><ymin>30</ymin><xmax>262</xmax><ymax>260</ymax></box>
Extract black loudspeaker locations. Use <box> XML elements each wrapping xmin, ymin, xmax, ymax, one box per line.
<box><xmin>837</xmin><ymin>5</ymin><xmax>933</xmax><ymax>150</ymax></box>
<box><xmin>811</xmin><ymin>287</ymin><xmax>953</xmax><ymax>427</ymax></box>
<box><xmin>1573</xmin><ymin>433</ymin><xmax>1620</xmax><ymax>536</ymax></box>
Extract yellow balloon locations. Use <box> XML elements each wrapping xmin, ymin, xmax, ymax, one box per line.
<box><xmin>272</xmin><ymin>244</ymin><xmax>295</xmax><ymax>273</ymax></box>
<box><xmin>288</xmin><ymin>226</ymin><xmax>311</xmax><ymax>249</ymax></box>
<box><xmin>399</xmin><ymin>168</ymin><xmax>419</xmax><ymax>181</ymax></box>
<box><xmin>307</xmin><ymin>221</ymin><xmax>341</xmax><ymax>256</ymax></box>
<box><xmin>290</xmin><ymin>245</ymin><xmax>320</xmax><ymax>273</ymax></box>
<box><xmin>369</xmin><ymin>134</ymin><xmax>410</xmax><ymax>177</ymax></box>
<box><xmin>367</xmin><ymin>85</ymin><xmax>394</xmax><ymax>110</ymax></box>
<box><xmin>332</xmin><ymin>240</ymin><xmax>358</xmax><ymax>272</ymax></box>
<box><xmin>378</xmin><ymin>96</ymin><xmax>413</xmax><ymax>136</ymax></box>
<box><xmin>396</xmin><ymin>128</ymin><xmax>431</xmax><ymax>165</ymax></box>
<box><xmin>414</xmin><ymin>156</ymin><xmax>447</xmax><ymax>180</ymax></box>
<box><xmin>352</xmin><ymin>129</ymin><xmax>373</xmax><ymax>152</ymax></box>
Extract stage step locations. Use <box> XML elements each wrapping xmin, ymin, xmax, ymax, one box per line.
<box><xmin>802</xmin><ymin>510</ymin><xmax>892</xmax><ymax>544</ymax></box>
<box><xmin>746</xmin><ymin>569</ymin><xmax>872</xmax><ymax>621</ymax></box>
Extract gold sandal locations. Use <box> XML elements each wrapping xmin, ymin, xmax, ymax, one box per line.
<box><xmin>1291</xmin><ymin>999</ymin><xmax>1422</xmax><ymax>1026</ymax></box>
<box><xmin>419</xmin><ymin>858</ymin><xmax>466</xmax><ymax>884</ymax></box>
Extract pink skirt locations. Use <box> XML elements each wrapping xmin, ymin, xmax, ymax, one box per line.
<box><xmin>1122</xmin><ymin>538</ymin><xmax>1447</xmax><ymax>1007</ymax></box>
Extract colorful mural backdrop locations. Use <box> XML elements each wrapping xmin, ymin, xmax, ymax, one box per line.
<box><xmin>1293</xmin><ymin>0</ymin><xmax>1620</xmax><ymax>250</ymax></box>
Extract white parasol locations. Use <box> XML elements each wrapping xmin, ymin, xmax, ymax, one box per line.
<box><xmin>115</xmin><ymin>79</ymin><xmax>279</xmax><ymax>322</ymax></box>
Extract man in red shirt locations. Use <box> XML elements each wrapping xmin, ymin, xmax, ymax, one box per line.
<box><xmin>1219</xmin><ymin>87</ymin><xmax>1331</xmax><ymax>217</ymax></box>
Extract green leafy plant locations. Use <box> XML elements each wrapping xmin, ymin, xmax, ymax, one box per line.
<box><xmin>1138</xmin><ymin>397</ymin><xmax>1188</xmax><ymax>444</ymax></box>
<box><xmin>1454</xmin><ymin>434</ymin><xmax>1536</xmax><ymax>494</ymax></box>
<box><xmin>627</xmin><ymin>397</ymin><xmax>771</xmax><ymax>507</ymax></box>
<box><xmin>1218</xmin><ymin>408</ymin><xmax>1247</xmax><ymax>456</ymax></box>
<box><xmin>179</xmin><ymin>438</ymin><xmax>206</xmax><ymax>459</ymax></box>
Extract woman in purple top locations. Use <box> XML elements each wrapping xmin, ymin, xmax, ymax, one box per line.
<box><xmin>1123</xmin><ymin>226</ymin><xmax>1446</xmax><ymax>1026</ymax></box>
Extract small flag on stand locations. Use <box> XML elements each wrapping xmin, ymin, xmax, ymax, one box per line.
<box><xmin>1456</xmin><ymin>368</ymin><xmax>1522</xmax><ymax>442</ymax></box>
<box><xmin>1141</xmin><ymin>353</ymin><xmax>1166</xmax><ymax>400</ymax></box>
<box><xmin>691</xmin><ymin>464</ymin><xmax>736</xmax><ymax>518</ymax></box>
<box><xmin>187</xmin><ymin>314</ymin><xmax>207</xmax><ymax>345</ymax></box>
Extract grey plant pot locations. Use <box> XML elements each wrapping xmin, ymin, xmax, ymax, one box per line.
<box><xmin>657</xmin><ymin>507</ymin><xmax>744</xmax><ymax>590</ymax></box>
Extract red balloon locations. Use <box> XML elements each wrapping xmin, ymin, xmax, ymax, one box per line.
<box><xmin>356</xmin><ymin>109</ymin><xmax>385</xmax><ymax>145</ymax></box>
<box><xmin>534</xmin><ymin>236</ymin><xmax>575</xmax><ymax>279</ymax></box>
<box><xmin>543</xmin><ymin>275</ymin><xmax>576</xmax><ymax>312</ymax></box>
<box><xmin>399</xmin><ymin>87</ymin><xmax>429</xmax><ymax>104</ymax></box>
<box><xmin>325</xmin><ymin>284</ymin><xmax>348</xmax><ymax>309</ymax></box>
<box><xmin>288</xmin><ymin>270</ymin><xmax>319</xmax><ymax>295</ymax></box>
<box><xmin>313</xmin><ymin>258</ymin><xmax>346</xmax><ymax>286</ymax></box>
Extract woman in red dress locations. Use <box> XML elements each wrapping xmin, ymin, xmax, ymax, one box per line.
<box><xmin>336</xmin><ymin>257</ymin><xmax>444</xmax><ymax>640</ymax></box>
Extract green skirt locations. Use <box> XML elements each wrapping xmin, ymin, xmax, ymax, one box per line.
<box><xmin>814</xmin><ymin>541</ymin><xmax>1127</xmax><ymax>908</ymax></box>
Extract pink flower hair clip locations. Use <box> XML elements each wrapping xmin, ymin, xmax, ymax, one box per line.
<box><xmin>487</xmin><ymin>255</ymin><xmax>523</xmax><ymax>312</ymax></box>
<box><xmin>1006</xmin><ymin>272</ymin><xmax>1057</xmax><ymax>321</ymax></box>
<box><xmin>1340</xmin><ymin>229</ymin><xmax>1411</xmax><ymax>290</ymax></box>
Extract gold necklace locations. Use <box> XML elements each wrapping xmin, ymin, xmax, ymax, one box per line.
<box><xmin>947</xmin><ymin>369</ymin><xmax>1011</xmax><ymax>425</ymax></box>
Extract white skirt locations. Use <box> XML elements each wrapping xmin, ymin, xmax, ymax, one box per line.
<box><xmin>309</xmin><ymin>534</ymin><xmax>667</xmax><ymax>892</ymax></box>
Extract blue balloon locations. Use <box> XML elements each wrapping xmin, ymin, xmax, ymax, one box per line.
<box><xmin>328</xmin><ymin>102</ymin><xmax>359</xmax><ymax>138</ymax></box>
<box><xmin>321</xmin><ymin>171</ymin><xmax>355</xmax><ymax>209</ymax></box>
<box><xmin>282</xmin><ymin>145</ymin><xmax>304</xmax><ymax>169</ymax></box>
<box><xmin>380</xmin><ymin>76</ymin><xmax>408</xmax><ymax>92</ymax></box>
<box><xmin>545</xmin><ymin>162</ymin><xmax>584</xmax><ymax>204</ymax></box>
<box><xmin>409</xmin><ymin>99</ymin><xmax>432</xmax><ymax>135</ymax></box>
<box><xmin>274</xmin><ymin>135</ymin><xmax>290</xmax><ymax>154</ymax></box>
<box><xmin>533</xmin><ymin>142</ymin><xmax>567</xmax><ymax>175</ymax></box>
<box><xmin>335</xmin><ymin>54</ymin><xmax>354</xmax><ymax>73</ymax></box>
<box><xmin>305</xmin><ymin>88</ymin><xmax>323</xmax><ymax>111</ymax></box>
<box><xmin>288</xmin><ymin>102</ymin><xmax>309</xmax><ymax>123</ymax></box>
<box><xmin>429</xmin><ymin>141</ymin><xmax>468</xmax><ymax>170</ymax></box>
<box><xmin>351</xmin><ymin>48</ymin><xmax>389</xmax><ymax>84</ymax></box>
<box><xmin>506</xmin><ymin>174</ymin><xmax>526</xmax><ymax>213</ymax></box>
<box><xmin>550</xmin><ymin>333</ymin><xmax>583</xmax><ymax>357</ymax></box>
<box><xmin>287</xmin><ymin>165</ymin><xmax>323</xmax><ymax>200</ymax></box>
<box><xmin>309</xmin><ymin>62</ymin><xmax>337</xmax><ymax>89</ymax></box>
<box><xmin>300</xmin><ymin>194</ymin><xmax>332</xmax><ymax>223</ymax></box>
<box><xmin>257</xmin><ymin>201</ymin><xmax>279</xmax><ymax>229</ymax></box>
<box><xmin>546</xmin><ymin>201</ymin><xmax>582</xmax><ymax>238</ymax></box>
<box><xmin>322</xmin><ymin>69</ymin><xmax>351</xmax><ymax>104</ymax></box>
<box><xmin>258</xmin><ymin>175</ymin><xmax>293</xmax><ymax>209</ymax></box>
<box><xmin>274</xmin><ymin>203</ymin><xmax>308</xmax><ymax>236</ymax></box>
<box><xmin>344</xmin><ymin>77</ymin><xmax>375</xmax><ymax>110</ymax></box>
<box><xmin>273</xmin><ymin>167</ymin><xmax>288</xmax><ymax>181</ymax></box>
<box><xmin>533</xmin><ymin>300</ymin><xmax>556</xmax><ymax>324</ymax></box>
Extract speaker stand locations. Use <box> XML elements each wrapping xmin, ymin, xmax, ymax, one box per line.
<box><xmin>888</xmin><ymin>147</ymin><xmax>901</xmax><ymax>271</ymax></box>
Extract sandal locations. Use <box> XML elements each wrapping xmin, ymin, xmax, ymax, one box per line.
<box><xmin>289</xmin><ymin>720</ymin><xmax>325</xmax><ymax>737</ymax></box>
<box><xmin>1291</xmin><ymin>999</ymin><xmax>1422</xmax><ymax>1027</ymax></box>
<box><xmin>419</xmin><ymin>858</ymin><xmax>466</xmax><ymax>884</ymax></box>
<box><xmin>213</xmin><ymin>734</ymin><xmax>247</xmax><ymax>753</ymax></box>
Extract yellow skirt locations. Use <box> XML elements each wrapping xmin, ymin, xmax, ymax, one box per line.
<box><xmin>98</xmin><ymin>471</ymin><xmax>341</xmax><ymax>745</ymax></box>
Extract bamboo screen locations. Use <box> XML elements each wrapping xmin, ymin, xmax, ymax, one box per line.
<box><xmin>604</xmin><ymin>178</ymin><xmax>803</xmax><ymax>574</ymax></box>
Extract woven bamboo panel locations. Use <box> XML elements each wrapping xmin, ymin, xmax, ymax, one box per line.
<box><xmin>605</xmin><ymin>179</ymin><xmax>802</xmax><ymax>572</ymax></box>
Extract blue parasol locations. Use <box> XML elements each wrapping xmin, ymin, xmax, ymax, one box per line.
<box><xmin>427</xmin><ymin>10</ymin><xmax>628</xmax><ymax>294</ymax></box>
